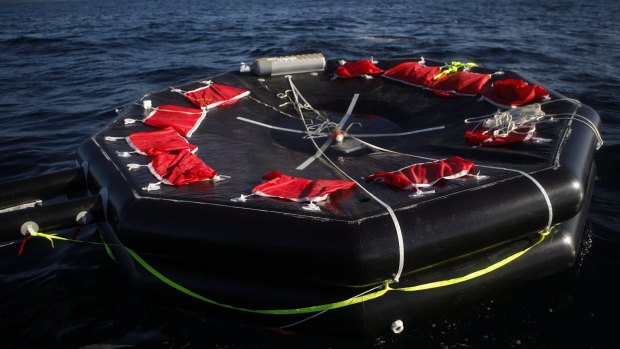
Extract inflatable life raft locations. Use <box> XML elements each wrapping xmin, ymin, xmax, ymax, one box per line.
<box><xmin>0</xmin><ymin>54</ymin><xmax>602</xmax><ymax>337</ymax></box>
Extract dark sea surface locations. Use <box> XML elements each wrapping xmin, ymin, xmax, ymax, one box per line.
<box><xmin>0</xmin><ymin>0</ymin><xmax>618</xmax><ymax>348</ymax></box>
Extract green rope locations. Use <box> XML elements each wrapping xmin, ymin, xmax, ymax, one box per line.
<box><xmin>28</xmin><ymin>228</ymin><xmax>550</xmax><ymax>315</ymax></box>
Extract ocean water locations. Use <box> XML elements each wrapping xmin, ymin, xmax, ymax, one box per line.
<box><xmin>0</xmin><ymin>0</ymin><xmax>618</xmax><ymax>347</ymax></box>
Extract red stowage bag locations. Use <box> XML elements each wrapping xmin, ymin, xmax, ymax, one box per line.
<box><xmin>432</xmin><ymin>70</ymin><xmax>491</xmax><ymax>96</ymax></box>
<box><xmin>383</xmin><ymin>62</ymin><xmax>491</xmax><ymax>96</ymax></box>
<box><xmin>366</xmin><ymin>156</ymin><xmax>475</xmax><ymax>190</ymax></box>
<box><xmin>126</xmin><ymin>127</ymin><xmax>197</xmax><ymax>156</ymax></box>
<box><xmin>148</xmin><ymin>150</ymin><xmax>218</xmax><ymax>186</ymax></box>
<box><xmin>333</xmin><ymin>60</ymin><xmax>384</xmax><ymax>78</ymax></box>
<box><xmin>383</xmin><ymin>61</ymin><xmax>441</xmax><ymax>89</ymax></box>
<box><xmin>252</xmin><ymin>170</ymin><xmax>357</xmax><ymax>202</ymax></box>
<box><xmin>183</xmin><ymin>82</ymin><xmax>250</xmax><ymax>110</ymax></box>
<box><xmin>483</xmin><ymin>78</ymin><xmax>549</xmax><ymax>108</ymax></box>
<box><xmin>144</xmin><ymin>105</ymin><xmax>206</xmax><ymax>137</ymax></box>
<box><xmin>464</xmin><ymin>126</ymin><xmax>534</xmax><ymax>146</ymax></box>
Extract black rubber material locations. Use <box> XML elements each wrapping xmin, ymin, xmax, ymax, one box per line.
<box><xmin>0</xmin><ymin>167</ymin><xmax>85</xmax><ymax>210</ymax></box>
<box><xmin>0</xmin><ymin>195</ymin><xmax>103</xmax><ymax>241</ymax></box>
<box><xmin>72</xmin><ymin>57</ymin><xmax>600</xmax><ymax>336</ymax></box>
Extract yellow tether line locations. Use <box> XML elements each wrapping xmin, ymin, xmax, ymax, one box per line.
<box><xmin>28</xmin><ymin>228</ymin><xmax>551</xmax><ymax>315</ymax></box>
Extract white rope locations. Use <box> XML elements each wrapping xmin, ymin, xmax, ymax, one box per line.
<box><xmin>185</xmin><ymin>109</ymin><xmax>207</xmax><ymax>137</ymax></box>
<box><xmin>285</xmin><ymin>76</ymin><xmax>406</xmax><ymax>283</ymax></box>
<box><xmin>464</xmin><ymin>101</ymin><xmax>602</xmax><ymax>150</ymax></box>
<box><xmin>173</xmin><ymin>80</ymin><xmax>213</xmax><ymax>95</ymax></box>
<box><xmin>295</xmin><ymin>93</ymin><xmax>359</xmax><ymax>170</ymax></box>
<box><xmin>249</xmin><ymin>96</ymin><xmax>300</xmax><ymax>119</ymax></box>
<box><xmin>464</xmin><ymin>104</ymin><xmax>545</xmax><ymax>139</ymax></box>
<box><xmin>278</xmin><ymin>283</ymin><xmax>385</xmax><ymax>329</ymax></box>
<box><xmin>351</xmin><ymin>125</ymin><xmax>445</xmax><ymax>138</ymax></box>
<box><xmin>544</xmin><ymin>113</ymin><xmax>603</xmax><ymax>149</ymax></box>
<box><xmin>236</xmin><ymin>116</ymin><xmax>328</xmax><ymax>136</ymax></box>
<box><xmin>237</xmin><ymin>116</ymin><xmax>444</xmax><ymax>140</ymax></box>
<box><xmin>155</xmin><ymin>108</ymin><xmax>205</xmax><ymax>115</ymax></box>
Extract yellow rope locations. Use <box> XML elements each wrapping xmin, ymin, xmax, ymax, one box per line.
<box><xmin>433</xmin><ymin>61</ymin><xmax>479</xmax><ymax>80</ymax></box>
<box><xmin>27</xmin><ymin>228</ymin><xmax>551</xmax><ymax>315</ymax></box>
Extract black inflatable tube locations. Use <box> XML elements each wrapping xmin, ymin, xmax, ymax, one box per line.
<box><xmin>99</xmin><ymin>162</ymin><xmax>593</xmax><ymax>338</ymax></box>
<box><xmin>87</xmin><ymin>164</ymin><xmax>582</xmax><ymax>286</ymax></box>
<box><xmin>350</xmin><ymin>162</ymin><xmax>596</xmax><ymax>338</ymax></box>
<box><xmin>0</xmin><ymin>167</ymin><xmax>86</xmax><ymax>210</ymax></box>
<box><xmin>0</xmin><ymin>195</ymin><xmax>103</xmax><ymax>243</ymax></box>
<box><xmin>77</xmin><ymin>102</ymin><xmax>596</xmax><ymax>286</ymax></box>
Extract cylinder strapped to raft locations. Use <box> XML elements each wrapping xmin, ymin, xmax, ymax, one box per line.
<box><xmin>0</xmin><ymin>167</ymin><xmax>104</xmax><ymax>244</ymax></box>
<box><xmin>0</xmin><ymin>167</ymin><xmax>86</xmax><ymax>211</ymax></box>
<box><xmin>3</xmin><ymin>54</ymin><xmax>600</xmax><ymax>337</ymax></box>
<box><xmin>240</xmin><ymin>53</ymin><xmax>327</xmax><ymax>76</ymax></box>
<box><xmin>0</xmin><ymin>194</ymin><xmax>104</xmax><ymax>243</ymax></box>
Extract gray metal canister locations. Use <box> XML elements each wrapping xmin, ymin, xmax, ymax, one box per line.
<box><xmin>240</xmin><ymin>53</ymin><xmax>326</xmax><ymax>76</ymax></box>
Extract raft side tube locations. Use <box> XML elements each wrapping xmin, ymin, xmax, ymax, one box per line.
<box><xmin>0</xmin><ymin>194</ymin><xmax>103</xmax><ymax>243</ymax></box>
<box><xmin>82</xmin><ymin>162</ymin><xmax>586</xmax><ymax>287</ymax></box>
<box><xmin>96</xmin><ymin>161</ymin><xmax>594</xmax><ymax>337</ymax></box>
<box><xmin>0</xmin><ymin>167</ymin><xmax>86</xmax><ymax>210</ymax></box>
<box><xmin>355</xmin><ymin>161</ymin><xmax>596</xmax><ymax>338</ymax></box>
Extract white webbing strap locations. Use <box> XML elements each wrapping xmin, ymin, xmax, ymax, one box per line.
<box><xmin>237</xmin><ymin>116</ymin><xmax>444</xmax><ymax>140</ymax></box>
<box><xmin>480</xmin><ymin>165</ymin><xmax>553</xmax><ymax>229</ymax></box>
<box><xmin>285</xmin><ymin>77</ymin><xmax>405</xmax><ymax>282</ymax></box>
<box><xmin>236</xmin><ymin>116</ymin><xmax>328</xmax><ymax>136</ymax></box>
<box><xmin>352</xmin><ymin>136</ymin><xmax>554</xmax><ymax>230</ymax></box>
<box><xmin>295</xmin><ymin>92</ymin><xmax>359</xmax><ymax>170</ymax></box>
<box><xmin>351</xmin><ymin>125</ymin><xmax>445</xmax><ymax>138</ymax></box>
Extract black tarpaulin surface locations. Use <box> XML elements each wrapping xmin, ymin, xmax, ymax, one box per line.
<box><xmin>80</xmin><ymin>58</ymin><xmax>599</xmax><ymax>286</ymax></box>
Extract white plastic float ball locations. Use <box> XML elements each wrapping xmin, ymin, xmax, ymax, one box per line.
<box><xmin>390</xmin><ymin>319</ymin><xmax>404</xmax><ymax>334</ymax></box>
